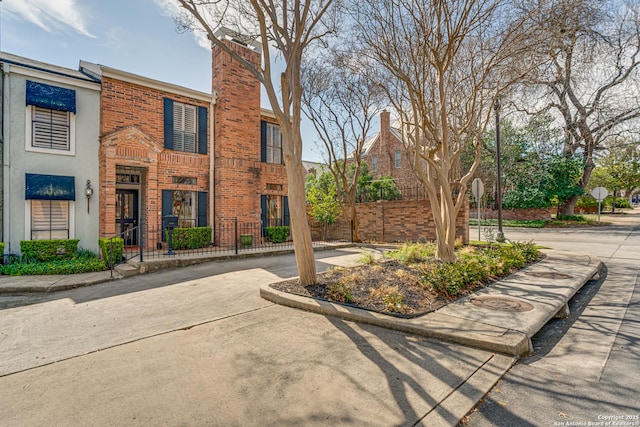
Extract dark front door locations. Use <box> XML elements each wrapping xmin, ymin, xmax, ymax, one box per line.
<box><xmin>116</xmin><ymin>189</ymin><xmax>139</xmax><ymax>246</ymax></box>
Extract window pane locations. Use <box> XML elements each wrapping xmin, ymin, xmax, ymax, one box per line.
<box><xmin>32</xmin><ymin>107</ymin><xmax>70</xmax><ymax>150</ymax></box>
<box><xmin>172</xmin><ymin>102</ymin><xmax>197</xmax><ymax>153</ymax></box>
<box><xmin>31</xmin><ymin>200</ymin><xmax>69</xmax><ymax>240</ymax></box>
<box><xmin>172</xmin><ymin>190</ymin><xmax>196</xmax><ymax>227</ymax></box>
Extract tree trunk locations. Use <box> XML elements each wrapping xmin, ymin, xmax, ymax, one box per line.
<box><xmin>349</xmin><ymin>201</ymin><xmax>360</xmax><ymax>243</ymax></box>
<box><xmin>558</xmin><ymin>194</ymin><xmax>579</xmax><ymax>216</ymax></box>
<box><xmin>284</xmin><ymin>156</ymin><xmax>317</xmax><ymax>285</ymax></box>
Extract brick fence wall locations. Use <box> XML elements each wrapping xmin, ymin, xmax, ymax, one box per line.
<box><xmin>347</xmin><ymin>199</ymin><xmax>469</xmax><ymax>244</ymax></box>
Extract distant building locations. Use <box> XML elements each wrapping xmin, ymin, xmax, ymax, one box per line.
<box><xmin>361</xmin><ymin>111</ymin><xmax>419</xmax><ymax>185</ymax></box>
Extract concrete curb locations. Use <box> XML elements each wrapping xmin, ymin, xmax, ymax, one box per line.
<box><xmin>260</xmin><ymin>249</ymin><xmax>604</xmax><ymax>358</ymax></box>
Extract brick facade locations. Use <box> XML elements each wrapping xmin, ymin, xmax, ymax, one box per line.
<box><xmin>99</xmin><ymin>74</ymin><xmax>212</xmax><ymax>244</ymax></box>
<box><xmin>212</xmin><ymin>41</ymin><xmax>288</xmax><ymax>231</ymax></box>
<box><xmin>352</xmin><ymin>199</ymin><xmax>469</xmax><ymax>244</ymax></box>
<box><xmin>361</xmin><ymin>111</ymin><xmax>420</xmax><ymax>185</ymax></box>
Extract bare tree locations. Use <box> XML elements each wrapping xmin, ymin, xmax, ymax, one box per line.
<box><xmin>353</xmin><ymin>0</ymin><xmax>532</xmax><ymax>261</ymax></box>
<box><xmin>517</xmin><ymin>0</ymin><xmax>640</xmax><ymax>215</ymax></box>
<box><xmin>175</xmin><ymin>0</ymin><xmax>338</xmax><ymax>284</ymax></box>
<box><xmin>301</xmin><ymin>53</ymin><xmax>385</xmax><ymax>242</ymax></box>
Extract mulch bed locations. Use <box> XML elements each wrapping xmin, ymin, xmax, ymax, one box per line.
<box><xmin>270</xmin><ymin>260</ymin><xmax>487</xmax><ymax>318</ymax></box>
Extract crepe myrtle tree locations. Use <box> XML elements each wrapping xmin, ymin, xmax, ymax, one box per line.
<box><xmin>353</xmin><ymin>0</ymin><xmax>535</xmax><ymax>261</ymax></box>
<box><xmin>175</xmin><ymin>0</ymin><xmax>339</xmax><ymax>285</ymax></box>
<box><xmin>301</xmin><ymin>51</ymin><xmax>385</xmax><ymax>242</ymax></box>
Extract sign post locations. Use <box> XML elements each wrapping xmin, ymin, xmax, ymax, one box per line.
<box><xmin>591</xmin><ymin>187</ymin><xmax>609</xmax><ymax>224</ymax></box>
<box><xmin>472</xmin><ymin>178</ymin><xmax>485</xmax><ymax>241</ymax></box>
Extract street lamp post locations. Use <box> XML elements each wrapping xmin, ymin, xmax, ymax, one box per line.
<box><xmin>494</xmin><ymin>98</ymin><xmax>505</xmax><ymax>242</ymax></box>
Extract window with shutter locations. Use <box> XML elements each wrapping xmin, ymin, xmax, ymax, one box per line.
<box><xmin>265</xmin><ymin>123</ymin><xmax>282</xmax><ymax>164</ymax></box>
<box><xmin>173</xmin><ymin>102</ymin><xmax>197</xmax><ymax>153</ymax></box>
<box><xmin>31</xmin><ymin>200</ymin><xmax>70</xmax><ymax>240</ymax></box>
<box><xmin>27</xmin><ymin>106</ymin><xmax>75</xmax><ymax>154</ymax></box>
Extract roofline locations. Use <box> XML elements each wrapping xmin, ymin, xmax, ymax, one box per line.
<box><xmin>98</xmin><ymin>64</ymin><xmax>214</xmax><ymax>102</ymax></box>
<box><xmin>0</xmin><ymin>52</ymin><xmax>100</xmax><ymax>84</ymax></box>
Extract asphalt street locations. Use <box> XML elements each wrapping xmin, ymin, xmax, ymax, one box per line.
<box><xmin>465</xmin><ymin>213</ymin><xmax>640</xmax><ymax>426</ymax></box>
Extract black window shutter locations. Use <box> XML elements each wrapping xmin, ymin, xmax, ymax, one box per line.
<box><xmin>161</xmin><ymin>190</ymin><xmax>173</xmax><ymax>242</ymax></box>
<box><xmin>261</xmin><ymin>195</ymin><xmax>268</xmax><ymax>235</ymax></box>
<box><xmin>197</xmin><ymin>192</ymin><xmax>207</xmax><ymax>227</ymax></box>
<box><xmin>163</xmin><ymin>98</ymin><xmax>174</xmax><ymax>150</ymax></box>
<box><xmin>260</xmin><ymin>121</ymin><xmax>267</xmax><ymax>162</ymax></box>
<box><xmin>283</xmin><ymin>196</ymin><xmax>290</xmax><ymax>227</ymax></box>
<box><xmin>197</xmin><ymin>106</ymin><xmax>207</xmax><ymax>154</ymax></box>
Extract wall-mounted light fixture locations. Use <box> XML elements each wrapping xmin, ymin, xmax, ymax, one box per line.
<box><xmin>85</xmin><ymin>179</ymin><xmax>94</xmax><ymax>214</ymax></box>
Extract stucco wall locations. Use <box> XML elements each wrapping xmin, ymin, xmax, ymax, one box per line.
<box><xmin>2</xmin><ymin>68</ymin><xmax>100</xmax><ymax>253</ymax></box>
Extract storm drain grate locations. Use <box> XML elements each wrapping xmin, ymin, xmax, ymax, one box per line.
<box><xmin>470</xmin><ymin>296</ymin><xmax>534</xmax><ymax>312</ymax></box>
<box><xmin>525</xmin><ymin>271</ymin><xmax>573</xmax><ymax>280</ymax></box>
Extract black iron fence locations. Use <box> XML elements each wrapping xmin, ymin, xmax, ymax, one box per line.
<box><xmin>103</xmin><ymin>218</ymin><xmax>353</xmax><ymax>270</ymax></box>
<box><xmin>356</xmin><ymin>184</ymin><xmax>430</xmax><ymax>203</ymax></box>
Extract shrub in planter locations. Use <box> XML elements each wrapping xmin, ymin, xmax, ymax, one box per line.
<box><xmin>99</xmin><ymin>237</ymin><xmax>124</xmax><ymax>266</ymax></box>
<box><xmin>265</xmin><ymin>226</ymin><xmax>290</xmax><ymax>243</ymax></box>
<box><xmin>166</xmin><ymin>227</ymin><xmax>211</xmax><ymax>250</ymax></box>
<box><xmin>20</xmin><ymin>239</ymin><xmax>79</xmax><ymax>262</ymax></box>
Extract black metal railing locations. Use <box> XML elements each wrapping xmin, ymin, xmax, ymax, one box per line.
<box><xmin>100</xmin><ymin>218</ymin><xmax>353</xmax><ymax>268</ymax></box>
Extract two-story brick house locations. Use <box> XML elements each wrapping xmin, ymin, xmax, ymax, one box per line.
<box><xmin>78</xmin><ymin>36</ymin><xmax>288</xmax><ymax>248</ymax></box>
<box><xmin>79</xmin><ymin>60</ymin><xmax>214</xmax><ymax>246</ymax></box>
<box><xmin>361</xmin><ymin>111</ymin><xmax>419</xmax><ymax>185</ymax></box>
<box><xmin>1</xmin><ymin>52</ymin><xmax>101</xmax><ymax>253</ymax></box>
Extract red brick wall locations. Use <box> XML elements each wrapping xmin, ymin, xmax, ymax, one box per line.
<box><xmin>322</xmin><ymin>199</ymin><xmax>469</xmax><ymax>244</ymax></box>
<box><xmin>99</xmin><ymin>76</ymin><xmax>211</xmax><ymax>241</ymax></box>
<box><xmin>212</xmin><ymin>42</ymin><xmax>288</xmax><ymax>228</ymax></box>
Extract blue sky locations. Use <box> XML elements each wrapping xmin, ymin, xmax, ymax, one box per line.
<box><xmin>0</xmin><ymin>0</ymin><xmax>325</xmax><ymax>161</ymax></box>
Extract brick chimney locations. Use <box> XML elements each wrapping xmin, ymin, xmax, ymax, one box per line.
<box><xmin>211</xmin><ymin>34</ymin><xmax>262</xmax><ymax>224</ymax></box>
<box><xmin>380</xmin><ymin>110</ymin><xmax>390</xmax><ymax>154</ymax></box>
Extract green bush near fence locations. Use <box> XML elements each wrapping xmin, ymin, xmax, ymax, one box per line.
<box><xmin>0</xmin><ymin>242</ymin><xmax>4</xmax><ymax>257</ymax></box>
<box><xmin>265</xmin><ymin>226</ymin><xmax>290</xmax><ymax>243</ymax></box>
<box><xmin>99</xmin><ymin>237</ymin><xmax>124</xmax><ymax>266</ymax></box>
<box><xmin>0</xmin><ymin>250</ymin><xmax>105</xmax><ymax>276</ymax></box>
<box><xmin>20</xmin><ymin>239</ymin><xmax>79</xmax><ymax>262</ymax></box>
<box><xmin>166</xmin><ymin>227</ymin><xmax>211</xmax><ymax>250</ymax></box>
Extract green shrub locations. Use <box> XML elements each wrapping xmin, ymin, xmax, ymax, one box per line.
<box><xmin>357</xmin><ymin>251</ymin><xmax>376</xmax><ymax>265</ymax></box>
<box><xmin>386</xmin><ymin>242</ymin><xmax>436</xmax><ymax>264</ymax></box>
<box><xmin>576</xmin><ymin>195</ymin><xmax>598</xmax><ymax>208</ymax></box>
<box><xmin>328</xmin><ymin>281</ymin><xmax>355</xmax><ymax>303</ymax></box>
<box><xmin>20</xmin><ymin>239</ymin><xmax>79</xmax><ymax>262</ymax></box>
<box><xmin>265</xmin><ymin>226</ymin><xmax>290</xmax><ymax>243</ymax></box>
<box><xmin>0</xmin><ymin>248</ymin><xmax>105</xmax><ymax>275</ymax></box>
<box><xmin>419</xmin><ymin>242</ymin><xmax>540</xmax><ymax>297</ymax></box>
<box><xmin>605</xmin><ymin>197</ymin><xmax>632</xmax><ymax>209</ymax></box>
<box><xmin>166</xmin><ymin>227</ymin><xmax>211</xmax><ymax>250</ymax></box>
<box><xmin>0</xmin><ymin>242</ymin><xmax>4</xmax><ymax>256</ymax></box>
<box><xmin>99</xmin><ymin>238</ymin><xmax>124</xmax><ymax>266</ymax></box>
<box><xmin>0</xmin><ymin>257</ymin><xmax>105</xmax><ymax>276</ymax></box>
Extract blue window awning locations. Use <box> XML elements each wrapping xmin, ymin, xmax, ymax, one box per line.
<box><xmin>26</xmin><ymin>80</ymin><xmax>76</xmax><ymax>113</ymax></box>
<box><xmin>25</xmin><ymin>174</ymin><xmax>76</xmax><ymax>201</ymax></box>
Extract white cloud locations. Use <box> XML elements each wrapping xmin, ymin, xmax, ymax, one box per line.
<box><xmin>3</xmin><ymin>0</ymin><xmax>95</xmax><ymax>38</ymax></box>
<box><xmin>153</xmin><ymin>0</ymin><xmax>213</xmax><ymax>50</ymax></box>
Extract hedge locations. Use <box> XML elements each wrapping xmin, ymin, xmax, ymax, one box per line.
<box><xmin>166</xmin><ymin>227</ymin><xmax>211</xmax><ymax>250</ymax></box>
<box><xmin>99</xmin><ymin>237</ymin><xmax>124</xmax><ymax>266</ymax></box>
<box><xmin>20</xmin><ymin>239</ymin><xmax>79</xmax><ymax>262</ymax></box>
<box><xmin>265</xmin><ymin>226</ymin><xmax>290</xmax><ymax>243</ymax></box>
